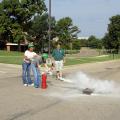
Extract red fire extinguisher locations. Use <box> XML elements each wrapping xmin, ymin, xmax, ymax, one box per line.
<box><xmin>41</xmin><ymin>72</ymin><xmax>47</xmax><ymax>89</ymax></box>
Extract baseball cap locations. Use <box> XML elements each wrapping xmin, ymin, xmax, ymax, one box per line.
<box><xmin>42</xmin><ymin>53</ymin><xmax>48</xmax><ymax>59</ymax></box>
<box><xmin>28</xmin><ymin>43</ymin><xmax>34</xmax><ymax>48</ymax></box>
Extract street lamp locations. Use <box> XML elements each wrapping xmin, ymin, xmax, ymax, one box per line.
<box><xmin>48</xmin><ymin>0</ymin><xmax>51</xmax><ymax>56</ymax></box>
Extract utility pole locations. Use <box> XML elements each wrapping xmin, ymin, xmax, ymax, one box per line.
<box><xmin>48</xmin><ymin>0</ymin><xmax>51</xmax><ymax>56</ymax></box>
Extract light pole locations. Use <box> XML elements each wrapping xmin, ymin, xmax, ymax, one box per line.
<box><xmin>48</xmin><ymin>0</ymin><xmax>51</xmax><ymax>56</ymax></box>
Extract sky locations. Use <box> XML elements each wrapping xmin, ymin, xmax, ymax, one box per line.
<box><xmin>45</xmin><ymin>0</ymin><xmax>120</xmax><ymax>38</ymax></box>
<box><xmin>0</xmin><ymin>0</ymin><xmax>120</xmax><ymax>38</ymax></box>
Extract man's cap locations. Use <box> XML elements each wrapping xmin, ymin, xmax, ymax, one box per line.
<box><xmin>28</xmin><ymin>43</ymin><xmax>34</xmax><ymax>48</ymax></box>
<box><xmin>42</xmin><ymin>53</ymin><xmax>48</xmax><ymax>59</ymax></box>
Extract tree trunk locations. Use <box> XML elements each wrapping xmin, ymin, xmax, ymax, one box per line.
<box><xmin>18</xmin><ymin>40</ymin><xmax>21</xmax><ymax>52</ymax></box>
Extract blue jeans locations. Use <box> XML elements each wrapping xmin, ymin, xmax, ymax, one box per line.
<box><xmin>31</xmin><ymin>63</ymin><xmax>41</xmax><ymax>88</ymax></box>
<box><xmin>22</xmin><ymin>62</ymin><xmax>32</xmax><ymax>85</ymax></box>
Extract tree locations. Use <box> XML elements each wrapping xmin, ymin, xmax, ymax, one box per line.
<box><xmin>55</xmin><ymin>17</ymin><xmax>80</xmax><ymax>49</ymax></box>
<box><xmin>102</xmin><ymin>33</ymin><xmax>112</xmax><ymax>50</ymax></box>
<box><xmin>0</xmin><ymin>0</ymin><xmax>46</xmax><ymax>50</ymax></box>
<box><xmin>0</xmin><ymin>0</ymin><xmax>81</xmax><ymax>52</ymax></box>
<box><xmin>88</xmin><ymin>35</ymin><xmax>98</xmax><ymax>48</ymax></box>
<box><xmin>29</xmin><ymin>13</ymin><xmax>56</xmax><ymax>52</ymax></box>
<box><xmin>72</xmin><ymin>39</ymin><xmax>81</xmax><ymax>50</ymax></box>
<box><xmin>79</xmin><ymin>39</ymin><xmax>88</xmax><ymax>47</ymax></box>
<box><xmin>107</xmin><ymin>15</ymin><xmax>120</xmax><ymax>53</ymax></box>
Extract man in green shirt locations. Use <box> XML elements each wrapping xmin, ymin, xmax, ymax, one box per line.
<box><xmin>52</xmin><ymin>44</ymin><xmax>65</xmax><ymax>80</ymax></box>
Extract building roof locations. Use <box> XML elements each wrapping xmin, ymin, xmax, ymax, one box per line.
<box><xmin>6</xmin><ymin>43</ymin><xmax>27</xmax><ymax>46</ymax></box>
<box><xmin>78</xmin><ymin>37</ymin><xmax>89</xmax><ymax>40</ymax></box>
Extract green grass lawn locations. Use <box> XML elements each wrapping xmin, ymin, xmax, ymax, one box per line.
<box><xmin>0</xmin><ymin>50</ymin><xmax>23</xmax><ymax>56</ymax></box>
<box><xmin>0</xmin><ymin>50</ymin><xmax>23</xmax><ymax>64</ymax></box>
<box><xmin>0</xmin><ymin>50</ymin><xmax>120</xmax><ymax>66</ymax></box>
<box><xmin>65</xmin><ymin>54</ymin><xmax>120</xmax><ymax>66</ymax></box>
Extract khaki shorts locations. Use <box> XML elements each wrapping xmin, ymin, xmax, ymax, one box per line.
<box><xmin>55</xmin><ymin>60</ymin><xmax>63</xmax><ymax>71</ymax></box>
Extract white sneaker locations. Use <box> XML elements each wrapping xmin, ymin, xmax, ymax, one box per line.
<box><xmin>24</xmin><ymin>84</ymin><xmax>28</xmax><ymax>87</ymax></box>
<box><xmin>59</xmin><ymin>77</ymin><xmax>65</xmax><ymax>81</ymax></box>
<box><xmin>28</xmin><ymin>83</ymin><xmax>34</xmax><ymax>87</ymax></box>
<box><xmin>48</xmin><ymin>71</ymin><xmax>53</xmax><ymax>75</ymax></box>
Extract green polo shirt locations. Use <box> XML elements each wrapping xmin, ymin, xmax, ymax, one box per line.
<box><xmin>52</xmin><ymin>49</ymin><xmax>65</xmax><ymax>61</ymax></box>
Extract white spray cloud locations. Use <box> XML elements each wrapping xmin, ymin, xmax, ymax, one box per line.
<box><xmin>65</xmin><ymin>71</ymin><xmax>119</xmax><ymax>94</ymax></box>
<box><xmin>45</xmin><ymin>71</ymin><xmax>120</xmax><ymax>99</ymax></box>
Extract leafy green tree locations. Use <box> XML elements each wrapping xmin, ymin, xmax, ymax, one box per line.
<box><xmin>107</xmin><ymin>15</ymin><xmax>120</xmax><ymax>53</ymax></box>
<box><xmin>88</xmin><ymin>35</ymin><xmax>98</xmax><ymax>48</ymax></box>
<box><xmin>97</xmin><ymin>40</ymin><xmax>103</xmax><ymax>49</ymax></box>
<box><xmin>72</xmin><ymin>39</ymin><xmax>81</xmax><ymax>50</ymax></box>
<box><xmin>79</xmin><ymin>39</ymin><xmax>88</xmax><ymax>47</ymax></box>
<box><xmin>55</xmin><ymin>17</ymin><xmax>80</xmax><ymax>49</ymax></box>
<box><xmin>0</xmin><ymin>0</ymin><xmax>81</xmax><ymax>52</ymax></box>
<box><xmin>87</xmin><ymin>35</ymin><xmax>103</xmax><ymax>49</ymax></box>
<box><xmin>102</xmin><ymin>33</ymin><xmax>112</xmax><ymax>50</ymax></box>
<box><xmin>29</xmin><ymin>14</ymin><xmax>56</xmax><ymax>52</ymax></box>
<box><xmin>0</xmin><ymin>0</ymin><xmax>46</xmax><ymax>50</ymax></box>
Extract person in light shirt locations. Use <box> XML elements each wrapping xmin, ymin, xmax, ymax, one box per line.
<box><xmin>22</xmin><ymin>43</ymin><xmax>37</xmax><ymax>87</ymax></box>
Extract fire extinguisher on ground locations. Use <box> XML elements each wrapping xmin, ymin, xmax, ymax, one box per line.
<box><xmin>41</xmin><ymin>72</ymin><xmax>47</xmax><ymax>89</ymax></box>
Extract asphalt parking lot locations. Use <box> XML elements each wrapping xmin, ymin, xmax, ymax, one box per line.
<box><xmin>0</xmin><ymin>60</ymin><xmax>120</xmax><ymax>120</ymax></box>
